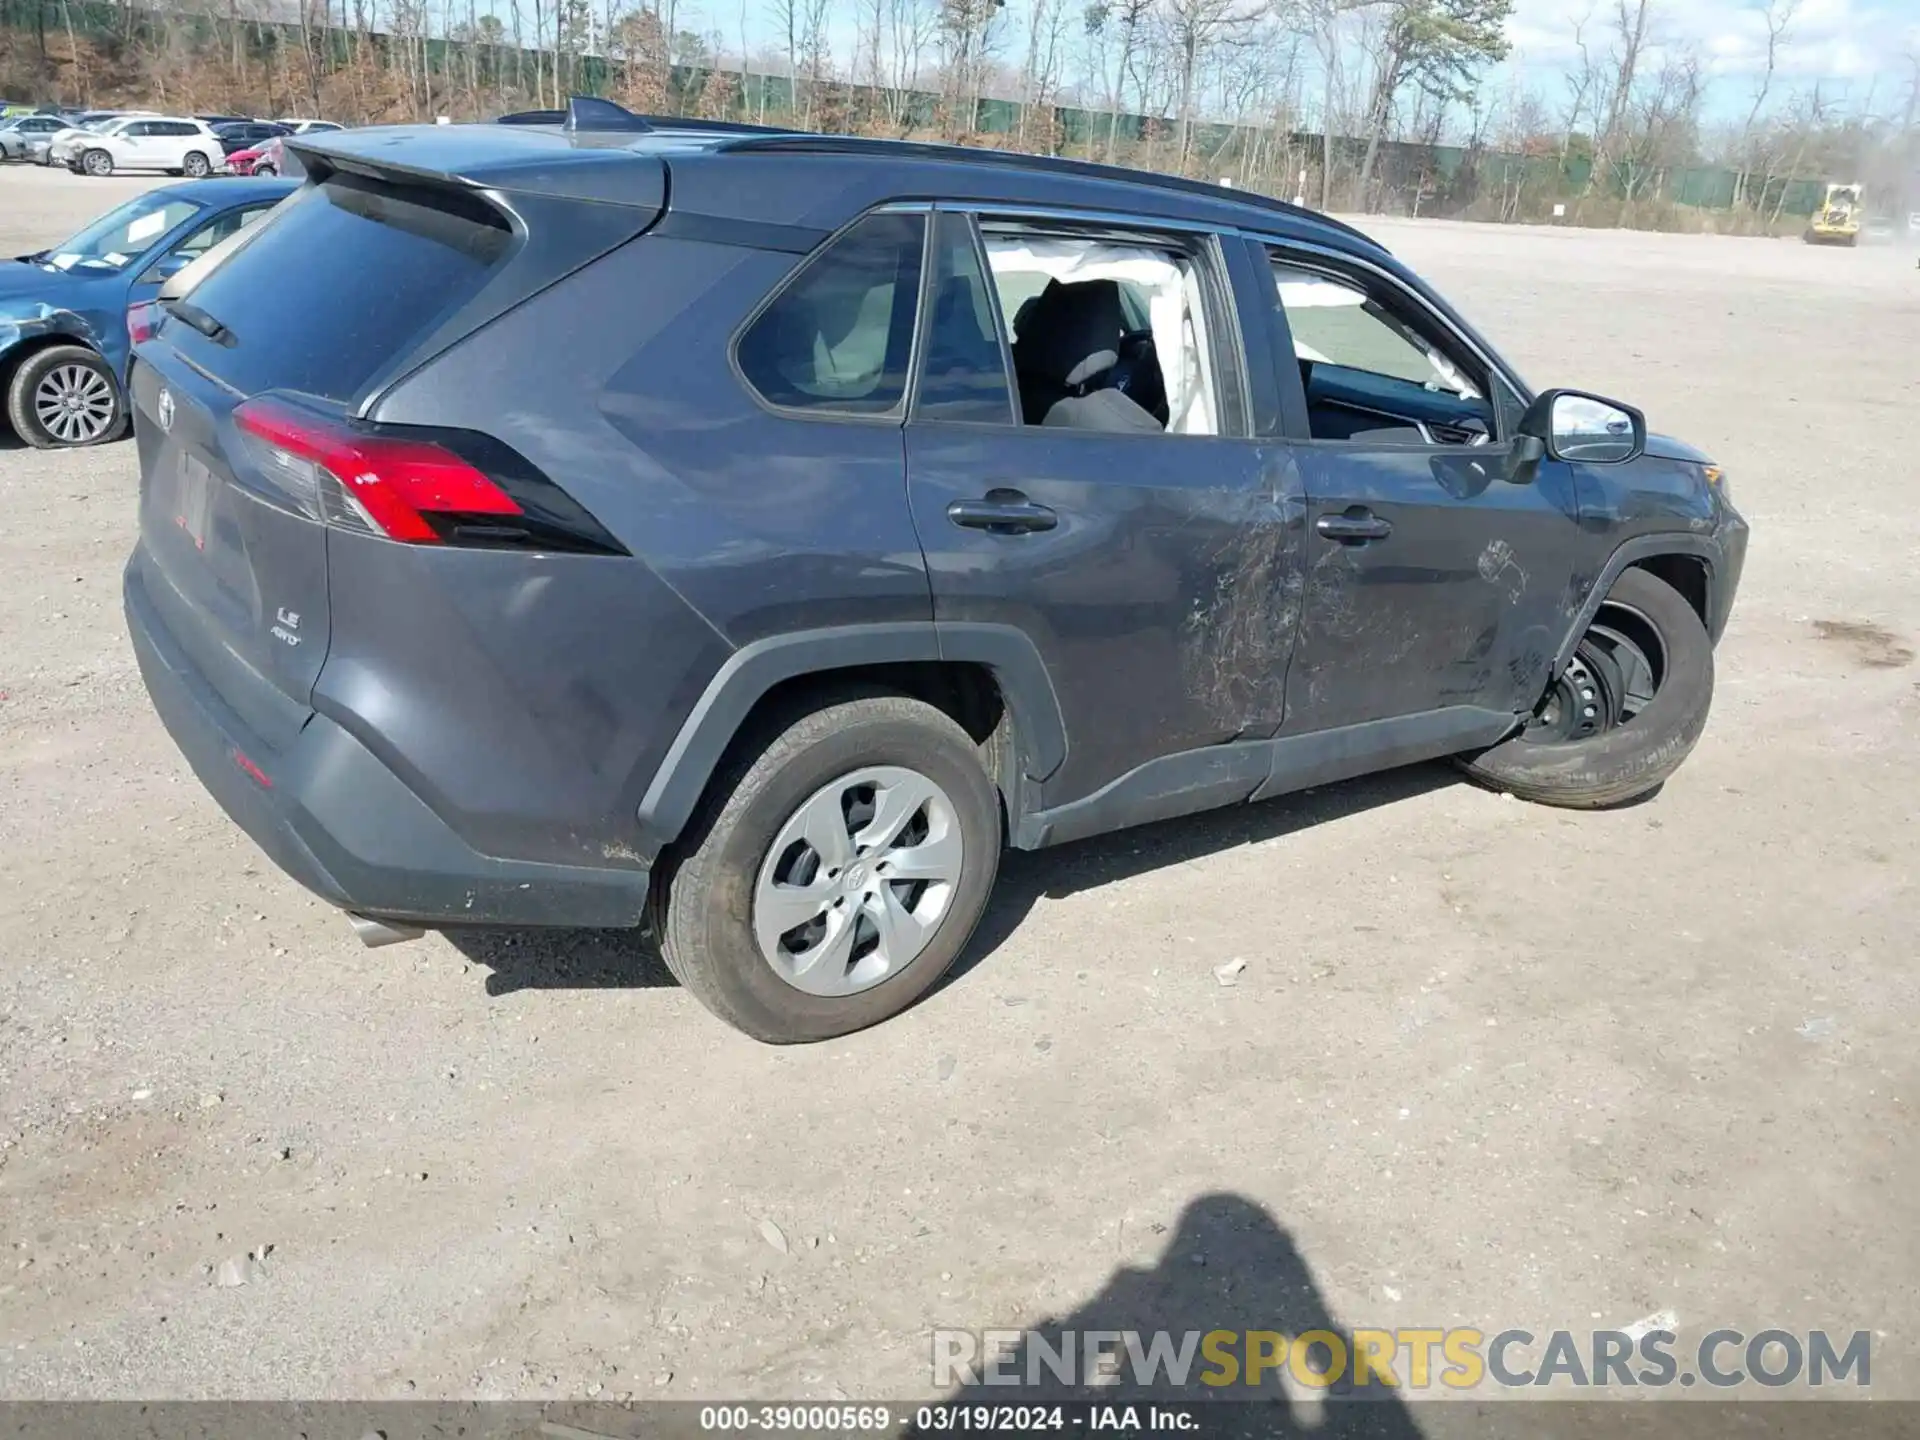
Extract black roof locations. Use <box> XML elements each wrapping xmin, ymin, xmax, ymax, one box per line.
<box><xmin>300</xmin><ymin>97</ymin><xmax>1384</xmax><ymax>257</ymax></box>
<box><xmin>714</xmin><ymin>132</ymin><xmax>1381</xmax><ymax>250</ymax></box>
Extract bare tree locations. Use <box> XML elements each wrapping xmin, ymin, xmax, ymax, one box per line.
<box><xmin>1768</xmin><ymin>80</ymin><xmax>1829</xmax><ymax>233</ymax></box>
<box><xmin>1732</xmin><ymin>0</ymin><xmax>1796</xmax><ymax>208</ymax></box>
<box><xmin>1590</xmin><ymin>0</ymin><xmax>1651</xmax><ymax>187</ymax></box>
<box><xmin>1085</xmin><ymin>0</ymin><xmax>1154</xmax><ymax>162</ymax></box>
<box><xmin>1160</xmin><ymin>0</ymin><xmax>1260</xmax><ymax>172</ymax></box>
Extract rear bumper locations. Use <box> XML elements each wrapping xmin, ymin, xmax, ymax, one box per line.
<box><xmin>125</xmin><ymin>557</ymin><xmax>650</xmax><ymax>930</ymax></box>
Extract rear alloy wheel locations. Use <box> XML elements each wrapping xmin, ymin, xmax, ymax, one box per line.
<box><xmin>655</xmin><ymin>692</ymin><xmax>1002</xmax><ymax>1043</ymax></box>
<box><xmin>1454</xmin><ymin>566</ymin><xmax>1713</xmax><ymax>809</ymax></box>
<box><xmin>182</xmin><ymin>150</ymin><xmax>211</xmax><ymax>177</ymax></box>
<box><xmin>8</xmin><ymin>345</ymin><xmax>126</xmax><ymax>449</ymax></box>
<box><xmin>81</xmin><ymin>148</ymin><xmax>113</xmax><ymax>176</ymax></box>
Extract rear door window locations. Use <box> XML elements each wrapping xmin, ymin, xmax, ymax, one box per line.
<box><xmin>165</xmin><ymin>172</ymin><xmax>514</xmax><ymax>404</ymax></box>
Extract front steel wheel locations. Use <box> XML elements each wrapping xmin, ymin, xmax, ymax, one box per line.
<box><xmin>1454</xmin><ymin>567</ymin><xmax>1714</xmax><ymax>808</ymax></box>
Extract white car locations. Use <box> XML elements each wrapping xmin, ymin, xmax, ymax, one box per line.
<box><xmin>43</xmin><ymin>112</ymin><xmax>153</xmax><ymax>167</ymax></box>
<box><xmin>65</xmin><ymin>115</ymin><xmax>224</xmax><ymax>177</ymax></box>
<box><xmin>275</xmin><ymin>118</ymin><xmax>344</xmax><ymax>135</ymax></box>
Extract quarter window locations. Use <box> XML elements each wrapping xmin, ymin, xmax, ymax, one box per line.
<box><xmin>735</xmin><ymin>211</ymin><xmax>925</xmax><ymax>416</ymax></box>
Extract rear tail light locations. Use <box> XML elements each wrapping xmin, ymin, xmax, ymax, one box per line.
<box><xmin>232</xmin><ymin>394</ymin><xmax>625</xmax><ymax>555</ymax></box>
<box><xmin>128</xmin><ymin>300</ymin><xmax>159</xmax><ymax>345</ymax></box>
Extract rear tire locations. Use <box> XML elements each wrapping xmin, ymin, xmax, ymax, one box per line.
<box><xmin>182</xmin><ymin>150</ymin><xmax>211</xmax><ymax>177</ymax></box>
<box><xmin>7</xmin><ymin>345</ymin><xmax>127</xmax><ymax>449</ymax></box>
<box><xmin>653</xmin><ymin>692</ymin><xmax>1003</xmax><ymax>1044</ymax></box>
<box><xmin>1454</xmin><ymin>567</ymin><xmax>1713</xmax><ymax>809</ymax></box>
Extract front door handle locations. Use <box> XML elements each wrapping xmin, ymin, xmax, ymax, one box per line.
<box><xmin>1315</xmin><ymin>508</ymin><xmax>1393</xmax><ymax>543</ymax></box>
<box><xmin>947</xmin><ymin>493</ymin><xmax>1059</xmax><ymax>535</ymax></box>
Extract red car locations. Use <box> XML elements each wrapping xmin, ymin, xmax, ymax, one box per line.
<box><xmin>224</xmin><ymin>135</ymin><xmax>298</xmax><ymax>177</ymax></box>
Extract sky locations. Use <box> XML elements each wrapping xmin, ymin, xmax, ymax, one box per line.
<box><xmin>1500</xmin><ymin>0</ymin><xmax>1920</xmax><ymax>122</ymax></box>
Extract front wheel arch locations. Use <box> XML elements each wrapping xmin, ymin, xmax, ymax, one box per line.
<box><xmin>1554</xmin><ymin>536</ymin><xmax>1720</xmax><ymax>677</ymax></box>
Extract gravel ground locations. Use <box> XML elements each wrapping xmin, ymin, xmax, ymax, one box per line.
<box><xmin>0</xmin><ymin>162</ymin><xmax>1916</xmax><ymax>1404</ymax></box>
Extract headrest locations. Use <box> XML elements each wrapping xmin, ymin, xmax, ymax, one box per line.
<box><xmin>1012</xmin><ymin>279</ymin><xmax>1130</xmax><ymax>389</ymax></box>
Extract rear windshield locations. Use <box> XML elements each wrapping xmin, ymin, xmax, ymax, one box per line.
<box><xmin>167</xmin><ymin>172</ymin><xmax>513</xmax><ymax>403</ymax></box>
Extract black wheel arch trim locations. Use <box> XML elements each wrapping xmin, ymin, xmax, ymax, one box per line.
<box><xmin>634</xmin><ymin>621</ymin><xmax>1068</xmax><ymax>858</ymax></box>
<box><xmin>1554</xmin><ymin>533</ymin><xmax>1722</xmax><ymax>676</ymax></box>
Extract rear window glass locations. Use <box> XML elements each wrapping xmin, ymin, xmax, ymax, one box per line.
<box><xmin>167</xmin><ymin>172</ymin><xmax>513</xmax><ymax>403</ymax></box>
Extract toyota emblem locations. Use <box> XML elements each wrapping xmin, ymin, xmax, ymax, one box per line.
<box><xmin>156</xmin><ymin>388</ymin><xmax>174</xmax><ymax>433</ymax></box>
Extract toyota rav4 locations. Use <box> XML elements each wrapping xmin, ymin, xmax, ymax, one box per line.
<box><xmin>124</xmin><ymin>99</ymin><xmax>1749</xmax><ymax>1043</ymax></box>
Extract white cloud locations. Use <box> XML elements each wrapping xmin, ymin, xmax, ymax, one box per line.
<box><xmin>1505</xmin><ymin>0</ymin><xmax>1917</xmax><ymax>91</ymax></box>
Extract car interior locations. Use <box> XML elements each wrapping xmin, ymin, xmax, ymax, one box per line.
<box><xmin>983</xmin><ymin>232</ymin><xmax>1219</xmax><ymax>436</ymax></box>
<box><xmin>1272</xmin><ymin>259</ymin><xmax>1499</xmax><ymax>447</ymax></box>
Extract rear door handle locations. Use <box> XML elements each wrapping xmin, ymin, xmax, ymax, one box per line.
<box><xmin>947</xmin><ymin>494</ymin><xmax>1059</xmax><ymax>535</ymax></box>
<box><xmin>1315</xmin><ymin>509</ymin><xmax>1393</xmax><ymax>543</ymax></box>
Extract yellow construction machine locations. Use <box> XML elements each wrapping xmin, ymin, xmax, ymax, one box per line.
<box><xmin>1806</xmin><ymin>183</ymin><xmax>1863</xmax><ymax>245</ymax></box>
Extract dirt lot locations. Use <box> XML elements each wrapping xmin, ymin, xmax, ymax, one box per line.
<box><xmin>1</xmin><ymin>161</ymin><xmax>1916</xmax><ymax>1403</ymax></box>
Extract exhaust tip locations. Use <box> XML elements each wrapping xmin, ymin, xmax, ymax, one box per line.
<box><xmin>348</xmin><ymin>913</ymin><xmax>427</xmax><ymax>949</ymax></box>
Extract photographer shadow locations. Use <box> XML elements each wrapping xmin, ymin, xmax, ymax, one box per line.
<box><xmin>911</xmin><ymin>1192</ymin><xmax>1426</xmax><ymax>1439</ymax></box>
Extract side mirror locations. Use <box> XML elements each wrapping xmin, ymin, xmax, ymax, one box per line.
<box><xmin>148</xmin><ymin>252</ymin><xmax>193</xmax><ymax>282</ymax></box>
<box><xmin>1519</xmin><ymin>388</ymin><xmax>1647</xmax><ymax>466</ymax></box>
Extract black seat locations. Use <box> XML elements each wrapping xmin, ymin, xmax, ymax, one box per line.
<box><xmin>1008</xmin><ymin>279</ymin><xmax>1161</xmax><ymax>433</ymax></box>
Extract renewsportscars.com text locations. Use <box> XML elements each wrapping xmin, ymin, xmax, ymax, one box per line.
<box><xmin>931</xmin><ymin>1327</ymin><xmax>1871</xmax><ymax>1392</ymax></box>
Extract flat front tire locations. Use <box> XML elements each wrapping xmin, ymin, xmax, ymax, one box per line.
<box><xmin>654</xmin><ymin>692</ymin><xmax>1003</xmax><ymax>1043</ymax></box>
<box><xmin>7</xmin><ymin>345</ymin><xmax>126</xmax><ymax>449</ymax></box>
<box><xmin>1454</xmin><ymin>567</ymin><xmax>1713</xmax><ymax>808</ymax></box>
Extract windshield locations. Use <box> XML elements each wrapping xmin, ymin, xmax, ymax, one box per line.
<box><xmin>43</xmin><ymin>193</ymin><xmax>202</xmax><ymax>272</ymax></box>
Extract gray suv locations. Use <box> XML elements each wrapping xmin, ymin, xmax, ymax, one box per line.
<box><xmin>124</xmin><ymin>99</ymin><xmax>1748</xmax><ymax>1042</ymax></box>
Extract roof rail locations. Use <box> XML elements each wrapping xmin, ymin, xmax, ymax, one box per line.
<box><xmin>628</xmin><ymin>114</ymin><xmax>800</xmax><ymax>136</ymax></box>
<box><xmin>716</xmin><ymin>134</ymin><xmax>1382</xmax><ymax>249</ymax></box>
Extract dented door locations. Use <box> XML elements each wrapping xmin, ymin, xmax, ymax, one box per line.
<box><xmin>1284</xmin><ymin>443</ymin><xmax>1583</xmax><ymax>731</ymax></box>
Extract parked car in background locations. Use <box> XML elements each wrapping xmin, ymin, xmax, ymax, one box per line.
<box><xmin>222</xmin><ymin>140</ymin><xmax>268</xmax><ymax>176</ymax></box>
<box><xmin>211</xmin><ymin>120</ymin><xmax>290</xmax><ymax>156</ymax></box>
<box><xmin>44</xmin><ymin>111</ymin><xmax>146</xmax><ymax>166</ymax></box>
<box><xmin>244</xmin><ymin>134</ymin><xmax>304</xmax><ymax>178</ymax></box>
<box><xmin>66</xmin><ymin>116</ymin><xmax>225</xmax><ymax>177</ymax></box>
<box><xmin>0</xmin><ymin>112</ymin><xmax>68</xmax><ymax>161</ymax></box>
<box><xmin>0</xmin><ymin>176</ymin><xmax>292</xmax><ymax>447</ymax></box>
<box><xmin>121</xmin><ymin>99</ymin><xmax>1748</xmax><ymax>1042</ymax></box>
<box><xmin>274</xmin><ymin>118</ymin><xmax>343</xmax><ymax>134</ymax></box>
<box><xmin>195</xmin><ymin>113</ymin><xmax>250</xmax><ymax>128</ymax></box>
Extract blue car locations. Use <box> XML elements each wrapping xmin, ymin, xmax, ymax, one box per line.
<box><xmin>1</xmin><ymin>176</ymin><xmax>294</xmax><ymax>447</ymax></box>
